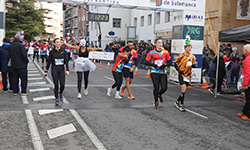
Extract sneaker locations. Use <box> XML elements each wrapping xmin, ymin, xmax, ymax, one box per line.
<box><xmin>174</xmin><ymin>101</ymin><xmax>180</xmax><ymax>109</ymax></box>
<box><xmin>107</xmin><ymin>88</ymin><xmax>112</xmax><ymax>96</ymax></box>
<box><xmin>55</xmin><ymin>99</ymin><xmax>59</xmax><ymax>106</ymax></box>
<box><xmin>77</xmin><ymin>93</ymin><xmax>82</xmax><ymax>99</ymax></box>
<box><xmin>42</xmin><ymin>66</ymin><xmax>44</xmax><ymax>70</ymax></box>
<box><xmin>179</xmin><ymin>105</ymin><xmax>186</xmax><ymax>112</ymax></box>
<box><xmin>153</xmin><ymin>101</ymin><xmax>159</xmax><ymax>109</ymax></box>
<box><xmin>115</xmin><ymin>94</ymin><xmax>122</xmax><ymax>99</ymax></box>
<box><xmin>121</xmin><ymin>87</ymin><xmax>125</xmax><ymax>97</ymax></box>
<box><xmin>128</xmin><ymin>94</ymin><xmax>135</xmax><ymax>100</ymax></box>
<box><xmin>238</xmin><ymin>113</ymin><xmax>246</xmax><ymax>117</ymax></box>
<box><xmin>59</xmin><ymin>93</ymin><xmax>63</xmax><ymax>102</ymax></box>
<box><xmin>242</xmin><ymin>116</ymin><xmax>250</xmax><ymax>121</ymax></box>
<box><xmin>13</xmin><ymin>93</ymin><xmax>18</xmax><ymax>96</ymax></box>
<box><xmin>217</xmin><ymin>92</ymin><xmax>224</xmax><ymax>96</ymax></box>
<box><xmin>208</xmin><ymin>89</ymin><xmax>214</xmax><ymax>95</ymax></box>
<box><xmin>21</xmin><ymin>92</ymin><xmax>29</xmax><ymax>96</ymax></box>
<box><xmin>158</xmin><ymin>95</ymin><xmax>164</xmax><ymax>103</ymax></box>
<box><xmin>84</xmin><ymin>89</ymin><xmax>88</xmax><ymax>96</ymax></box>
<box><xmin>8</xmin><ymin>90</ymin><xmax>13</xmax><ymax>93</ymax></box>
<box><xmin>3</xmin><ymin>90</ymin><xmax>8</xmax><ymax>93</ymax></box>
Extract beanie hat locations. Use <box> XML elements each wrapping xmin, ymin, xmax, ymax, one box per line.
<box><xmin>184</xmin><ymin>35</ymin><xmax>192</xmax><ymax>49</ymax></box>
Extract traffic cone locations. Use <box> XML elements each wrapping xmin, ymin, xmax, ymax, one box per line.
<box><xmin>94</xmin><ymin>59</ymin><xmax>96</xmax><ymax>65</ymax></box>
<box><xmin>146</xmin><ymin>69</ymin><xmax>151</xmax><ymax>78</ymax></box>
<box><xmin>134</xmin><ymin>67</ymin><xmax>139</xmax><ymax>75</ymax></box>
<box><xmin>99</xmin><ymin>60</ymin><xmax>103</xmax><ymax>67</ymax></box>
<box><xmin>201</xmin><ymin>76</ymin><xmax>210</xmax><ymax>89</ymax></box>
<box><xmin>0</xmin><ymin>72</ymin><xmax>3</xmax><ymax>89</ymax></box>
<box><xmin>188</xmin><ymin>83</ymin><xmax>192</xmax><ymax>88</ymax></box>
<box><xmin>107</xmin><ymin>61</ymin><xmax>111</xmax><ymax>68</ymax></box>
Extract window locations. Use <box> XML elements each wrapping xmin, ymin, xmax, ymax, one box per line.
<box><xmin>140</xmin><ymin>16</ymin><xmax>144</xmax><ymax>27</ymax></box>
<box><xmin>156</xmin><ymin>12</ymin><xmax>160</xmax><ymax>24</ymax></box>
<box><xmin>148</xmin><ymin>14</ymin><xmax>152</xmax><ymax>26</ymax></box>
<box><xmin>113</xmin><ymin>18</ymin><xmax>121</xmax><ymax>28</ymax></box>
<box><xmin>134</xmin><ymin>18</ymin><xmax>137</xmax><ymax>27</ymax></box>
<box><xmin>165</xmin><ymin>12</ymin><xmax>170</xmax><ymax>23</ymax></box>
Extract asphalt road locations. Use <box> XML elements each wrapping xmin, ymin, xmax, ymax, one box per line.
<box><xmin>0</xmin><ymin>57</ymin><xmax>249</xmax><ymax>150</ymax></box>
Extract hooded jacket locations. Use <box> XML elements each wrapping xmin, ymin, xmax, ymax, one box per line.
<box><xmin>0</xmin><ymin>43</ymin><xmax>12</xmax><ymax>73</ymax></box>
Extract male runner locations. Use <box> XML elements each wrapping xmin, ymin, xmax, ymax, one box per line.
<box><xmin>40</xmin><ymin>39</ymin><xmax>50</xmax><ymax>69</ymax></box>
<box><xmin>32</xmin><ymin>40</ymin><xmax>40</xmax><ymax>62</ymax></box>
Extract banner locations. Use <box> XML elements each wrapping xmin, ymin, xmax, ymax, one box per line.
<box><xmin>89</xmin><ymin>51</ymin><xmax>115</xmax><ymax>60</ymax></box>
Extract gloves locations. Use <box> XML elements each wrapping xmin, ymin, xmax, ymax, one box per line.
<box><xmin>159</xmin><ymin>65</ymin><xmax>167</xmax><ymax>70</ymax></box>
<box><xmin>179</xmin><ymin>71</ymin><xmax>184</xmax><ymax>75</ymax></box>
<box><xmin>152</xmin><ymin>64</ymin><xmax>158</xmax><ymax>68</ymax></box>
<box><xmin>192</xmin><ymin>64</ymin><xmax>196</xmax><ymax>68</ymax></box>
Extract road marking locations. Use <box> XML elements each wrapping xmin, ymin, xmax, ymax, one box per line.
<box><xmin>29</xmin><ymin>88</ymin><xmax>50</xmax><ymax>92</ymax></box>
<box><xmin>28</xmin><ymin>74</ymin><xmax>41</xmax><ymax>77</ymax></box>
<box><xmin>28</xmin><ymin>77</ymin><xmax>43</xmax><ymax>81</ymax></box>
<box><xmin>38</xmin><ymin>109</ymin><xmax>63</xmax><ymax>115</ymax></box>
<box><xmin>104</xmin><ymin>76</ymin><xmax>114</xmax><ymax>81</ymax></box>
<box><xmin>186</xmin><ymin>108</ymin><xmax>208</xmax><ymax>119</ymax></box>
<box><xmin>28</xmin><ymin>71</ymin><xmax>39</xmax><ymax>73</ymax></box>
<box><xmin>21</xmin><ymin>96</ymin><xmax>44</xmax><ymax>150</ymax></box>
<box><xmin>34</xmin><ymin>60</ymin><xmax>107</xmax><ymax>150</ymax></box>
<box><xmin>47</xmin><ymin>124</ymin><xmax>77</xmax><ymax>139</ymax></box>
<box><xmin>33</xmin><ymin>95</ymin><xmax>55</xmax><ymax>101</ymax></box>
<box><xmin>29</xmin><ymin>82</ymin><xmax>46</xmax><ymax>85</ymax></box>
<box><xmin>28</xmin><ymin>68</ymin><xmax>37</xmax><ymax>71</ymax></box>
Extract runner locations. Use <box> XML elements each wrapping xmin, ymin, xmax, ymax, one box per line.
<box><xmin>63</xmin><ymin>39</ymin><xmax>102</xmax><ymax>99</ymax></box>
<box><xmin>44</xmin><ymin>38</ymin><xmax>69</xmax><ymax>106</ymax></box>
<box><xmin>120</xmin><ymin>45</ymin><xmax>138</xmax><ymax>100</ymax></box>
<box><xmin>24</xmin><ymin>40</ymin><xmax>29</xmax><ymax>52</ymax></box>
<box><xmin>32</xmin><ymin>40</ymin><xmax>40</xmax><ymax>62</ymax></box>
<box><xmin>145</xmin><ymin>38</ymin><xmax>171</xmax><ymax>108</ymax></box>
<box><xmin>71</xmin><ymin>41</ymin><xmax>80</xmax><ymax>71</ymax></box>
<box><xmin>40</xmin><ymin>39</ymin><xmax>49</xmax><ymax>70</ymax></box>
<box><xmin>107</xmin><ymin>47</ymin><xmax>131</xmax><ymax>99</ymax></box>
<box><xmin>174</xmin><ymin>35</ymin><xmax>197</xmax><ymax>112</ymax></box>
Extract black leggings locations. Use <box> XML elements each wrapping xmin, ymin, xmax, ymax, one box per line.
<box><xmin>112</xmin><ymin>71</ymin><xmax>123</xmax><ymax>91</ymax></box>
<box><xmin>51</xmin><ymin>66</ymin><xmax>65</xmax><ymax>99</ymax></box>
<box><xmin>33</xmin><ymin>51</ymin><xmax>39</xmax><ymax>61</ymax></box>
<box><xmin>151</xmin><ymin>73</ymin><xmax>168</xmax><ymax>103</ymax></box>
<box><xmin>77</xmin><ymin>71</ymin><xmax>90</xmax><ymax>93</ymax></box>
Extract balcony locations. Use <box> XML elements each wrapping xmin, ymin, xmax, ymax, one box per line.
<box><xmin>73</xmin><ymin>12</ymin><xmax>78</xmax><ymax>18</ymax></box>
<box><xmin>65</xmin><ymin>13</ymin><xmax>72</xmax><ymax>20</ymax></box>
<box><xmin>65</xmin><ymin>24</ymin><xmax>72</xmax><ymax>29</ymax></box>
<box><xmin>45</xmin><ymin>28</ymin><xmax>54</xmax><ymax>34</ymax></box>
<box><xmin>42</xmin><ymin>4</ymin><xmax>53</xmax><ymax>11</ymax></box>
<box><xmin>73</xmin><ymin>24</ymin><xmax>78</xmax><ymax>29</ymax></box>
<box><xmin>43</xmin><ymin>13</ymin><xmax>53</xmax><ymax>19</ymax></box>
<box><xmin>44</xmin><ymin>21</ymin><xmax>54</xmax><ymax>27</ymax></box>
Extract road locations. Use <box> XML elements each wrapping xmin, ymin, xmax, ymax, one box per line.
<box><xmin>0</xmin><ymin>58</ymin><xmax>249</xmax><ymax>150</ymax></box>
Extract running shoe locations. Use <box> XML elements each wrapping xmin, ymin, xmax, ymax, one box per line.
<box><xmin>115</xmin><ymin>94</ymin><xmax>122</xmax><ymax>99</ymax></box>
<box><xmin>153</xmin><ymin>101</ymin><xmax>159</xmax><ymax>109</ymax></box>
<box><xmin>128</xmin><ymin>94</ymin><xmax>135</xmax><ymax>100</ymax></box>
<box><xmin>21</xmin><ymin>92</ymin><xmax>29</xmax><ymax>96</ymax></box>
<box><xmin>8</xmin><ymin>90</ymin><xmax>13</xmax><ymax>93</ymax></box>
<box><xmin>158</xmin><ymin>95</ymin><xmax>164</xmax><ymax>103</ymax></box>
<box><xmin>179</xmin><ymin>105</ymin><xmax>186</xmax><ymax>112</ymax></box>
<box><xmin>13</xmin><ymin>93</ymin><xmax>18</xmax><ymax>96</ymax></box>
<box><xmin>238</xmin><ymin>113</ymin><xmax>246</xmax><ymax>117</ymax></box>
<box><xmin>55</xmin><ymin>99</ymin><xmax>59</xmax><ymax>106</ymax></box>
<box><xmin>59</xmin><ymin>93</ymin><xmax>63</xmax><ymax>102</ymax></box>
<box><xmin>77</xmin><ymin>93</ymin><xmax>82</xmax><ymax>99</ymax></box>
<box><xmin>121</xmin><ymin>87</ymin><xmax>125</xmax><ymax>97</ymax></box>
<box><xmin>174</xmin><ymin>101</ymin><xmax>180</xmax><ymax>109</ymax></box>
<box><xmin>217</xmin><ymin>92</ymin><xmax>224</xmax><ymax>96</ymax></box>
<box><xmin>84</xmin><ymin>89</ymin><xmax>88</xmax><ymax>96</ymax></box>
<box><xmin>208</xmin><ymin>89</ymin><xmax>214</xmax><ymax>95</ymax></box>
<box><xmin>241</xmin><ymin>116</ymin><xmax>250</xmax><ymax>121</ymax></box>
<box><xmin>3</xmin><ymin>90</ymin><xmax>8</xmax><ymax>93</ymax></box>
<box><xmin>42</xmin><ymin>66</ymin><xmax>44</xmax><ymax>70</ymax></box>
<box><xmin>107</xmin><ymin>88</ymin><xmax>112</xmax><ymax>96</ymax></box>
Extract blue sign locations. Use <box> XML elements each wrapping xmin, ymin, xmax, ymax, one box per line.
<box><xmin>108</xmin><ymin>31</ymin><xmax>115</xmax><ymax>36</ymax></box>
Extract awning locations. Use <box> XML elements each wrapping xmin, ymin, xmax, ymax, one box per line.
<box><xmin>219</xmin><ymin>24</ymin><xmax>250</xmax><ymax>42</ymax></box>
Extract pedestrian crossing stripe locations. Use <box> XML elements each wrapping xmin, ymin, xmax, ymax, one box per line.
<box><xmin>47</xmin><ymin>124</ymin><xmax>77</xmax><ymax>139</ymax></box>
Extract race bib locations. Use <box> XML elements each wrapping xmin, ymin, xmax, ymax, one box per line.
<box><xmin>36</xmin><ymin>46</ymin><xmax>39</xmax><ymax>49</ymax></box>
<box><xmin>66</xmin><ymin>49</ymin><xmax>70</xmax><ymax>53</ymax></box>
<box><xmin>44</xmin><ymin>48</ymin><xmax>47</xmax><ymax>52</ymax></box>
<box><xmin>155</xmin><ymin>60</ymin><xmax>163</xmax><ymax>67</ymax></box>
<box><xmin>77</xmin><ymin>57</ymin><xmax>87</xmax><ymax>65</ymax></box>
<box><xmin>183</xmin><ymin>76</ymin><xmax>190</xmax><ymax>83</ymax></box>
<box><xmin>55</xmin><ymin>59</ymin><xmax>64</xmax><ymax>65</ymax></box>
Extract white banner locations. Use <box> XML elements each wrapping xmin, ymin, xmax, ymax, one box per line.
<box><xmin>173</xmin><ymin>10</ymin><xmax>205</xmax><ymax>26</ymax></box>
<box><xmin>171</xmin><ymin>39</ymin><xmax>203</xmax><ymax>54</ymax></box>
<box><xmin>89</xmin><ymin>51</ymin><xmax>115</xmax><ymax>60</ymax></box>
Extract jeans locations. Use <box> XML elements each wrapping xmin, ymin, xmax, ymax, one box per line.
<box><xmin>12</xmin><ymin>68</ymin><xmax>27</xmax><ymax>93</ymax></box>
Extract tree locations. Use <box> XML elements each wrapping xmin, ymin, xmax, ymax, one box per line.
<box><xmin>5</xmin><ymin>0</ymin><xmax>46</xmax><ymax>40</ymax></box>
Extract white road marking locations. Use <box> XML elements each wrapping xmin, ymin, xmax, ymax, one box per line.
<box><xmin>29</xmin><ymin>88</ymin><xmax>50</xmax><ymax>92</ymax></box>
<box><xmin>34</xmin><ymin>60</ymin><xmax>107</xmax><ymax>150</ymax></box>
<box><xmin>38</xmin><ymin>109</ymin><xmax>63</xmax><ymax>115</ymax></box>
<box><xmin>47</xmin><ymin>124</ymin><xmax>77</xmax><ymax>139</ymax></box>
<box><xmin>33</xmin><ymin>95</ymin><xmax>55</xmax><ymax>101</ymax></box>
<box><xmin>28</xmin><ymin>68</ymin><xmax>37</xmax><ymax>71</ymax></box>
<box><xmin>21</xmin><ymin>96</ymin><xmax>44</xmax><ymax>150</ymax></box>
<box><xmin>29</xmin><ymin>82</ymin><xmax>46</xmax><ymax>85</ymax></box>
<box><xmin>28</xmin><ymin>77</ymin><xmax>43</xmax><ymax>81</ymax></box>
<box><xmin>28</xmin><ymin>74</ymin><xmax>41</xmax><ymax>77</ymax></box>
<box><xmin>186</xmin><ymin>108</ymin><xmax>208</xmax><ymax>119</ymax></box>
<box><xmin>28</xmin><ymin>71</ymin><xmax>39</xmax><ymax>73</ymax></box>
<box><xmin>104</xmin><ymin>76</ymin><xmax>114</xmax><ymax>81</ymax></box>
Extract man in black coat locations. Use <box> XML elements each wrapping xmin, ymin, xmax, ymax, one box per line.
<box><xmin>8</xmin><ymin>35</ymin><xmax>29</xmax><ymax>95</ymax></box>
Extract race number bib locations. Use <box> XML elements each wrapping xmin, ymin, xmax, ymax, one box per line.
<box><xmin>55</xmin><ymin>59</ymin><xmax>64</xmax><ymax>65</ymax></box>
<box><xmin>36</xmin><ymin>46</ymin><xmax>39</xmax><ymax>49</ymax></box>
<box><xmin>183</xmin><ymin>76</ymin><xmax>190</xmax><ymax>83</ymax></box>
<box><xmin>155</xmin><ymin>60</ymin><xmax>163</xmax><ymax>67</ymax></box>
<box><xmin>44</xmin><ymin>48</ymin><xmax>47</xmax><ymax>52</ymax></box>
<box><xmin>66</xmin><ymin>49</ymin><xmax>70</xmax><ymax>53</ymax></box>
<box><xmin>77</xmin><ymin>57</ymin><xmax>87</xmax><ymax>66</ymax></box>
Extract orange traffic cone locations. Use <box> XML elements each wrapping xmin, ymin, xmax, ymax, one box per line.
<box><xmin>202</xmin><ymin>76</ymin><xmax>210</xmax><ymax>89</ymax></box>
<box><xmin>188</xmin><ymin>83</ymin><xmax>192</xmax><ymax>88</ymax></box>
<box><xmin>99</xmin><ymin>60</ymin><xmax>103</xmax><ymax>67</ymax></box>
<box><xmin>107</xmin><ymin>61</ymin><xmax>111</xmax><ymax>68</ymax></box>
<box><xmin>0</xmin><ymin>72</ymin><xmax>3</xmax><ymax>89</ymax></box>
<box><xmin>146</xmin><ymin>69</ymin><xmax>151</xmax><ymax>78</ymax></box>
<box><xmin>134</xmin><ymin>67</ymin><xmax>139</xmax><ymax>75</ymax></box>
<box><xmin>94</xmin><ymin>59</ymin><xmax>96</xmax><ymax>65</ymax></box>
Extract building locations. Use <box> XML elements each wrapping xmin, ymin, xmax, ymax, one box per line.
<box><xmin>34</xmin><ymin>2</ymin><xmax>63</xmax><ymax>40</ymax></box>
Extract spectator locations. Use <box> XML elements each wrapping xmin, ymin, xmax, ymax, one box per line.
<box><xmin>205</xmin><ymin>49</ymin><xmax>215</xmax><ymax>67</ymax></box>
<box><xmin>105</xmin><ymin>44</ymin><xmax>111</xmax><ymax>52</ymax></box>
<box><xmin>238</xmin><ymin>44</ymin><xmax>250</xmax><ymax>121</ymax></box>
<box><xmin>8</xmin><ymin>35</ymin><xmax>29</xmax><ymax>95</ymax></box>
<box><xmin>0</xmin><ymin>37</ymin><xmax>13</xmax><ymax>92</ymax></box>
<box><xmin>221</xmin><ymin>44</ymin><xmax>232</xmax><ymax>55</ymax></box>
<box><xmin>166</xmin><ymin>43</ymin><xmax>171</xmax><ymax>54</ymax></box>
<box><xmin>203</xmin><ymin>44</ymin><xmax>210</xmax><ymax>56</ymax></box>
<box><xmin>230</xmin><ymin>47</ymin><xmax>242</xmax><ymax>84</ymax></box>
<box><xmin>223</xmin><ymin>51</ymin><xmax>230</xmax><ymax>63</ymax></box>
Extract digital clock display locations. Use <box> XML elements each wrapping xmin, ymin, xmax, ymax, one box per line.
<box><xmin>88</xmin><ymin>13</ymin><xmax>109</xmax><ymax>22</ymax></box>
